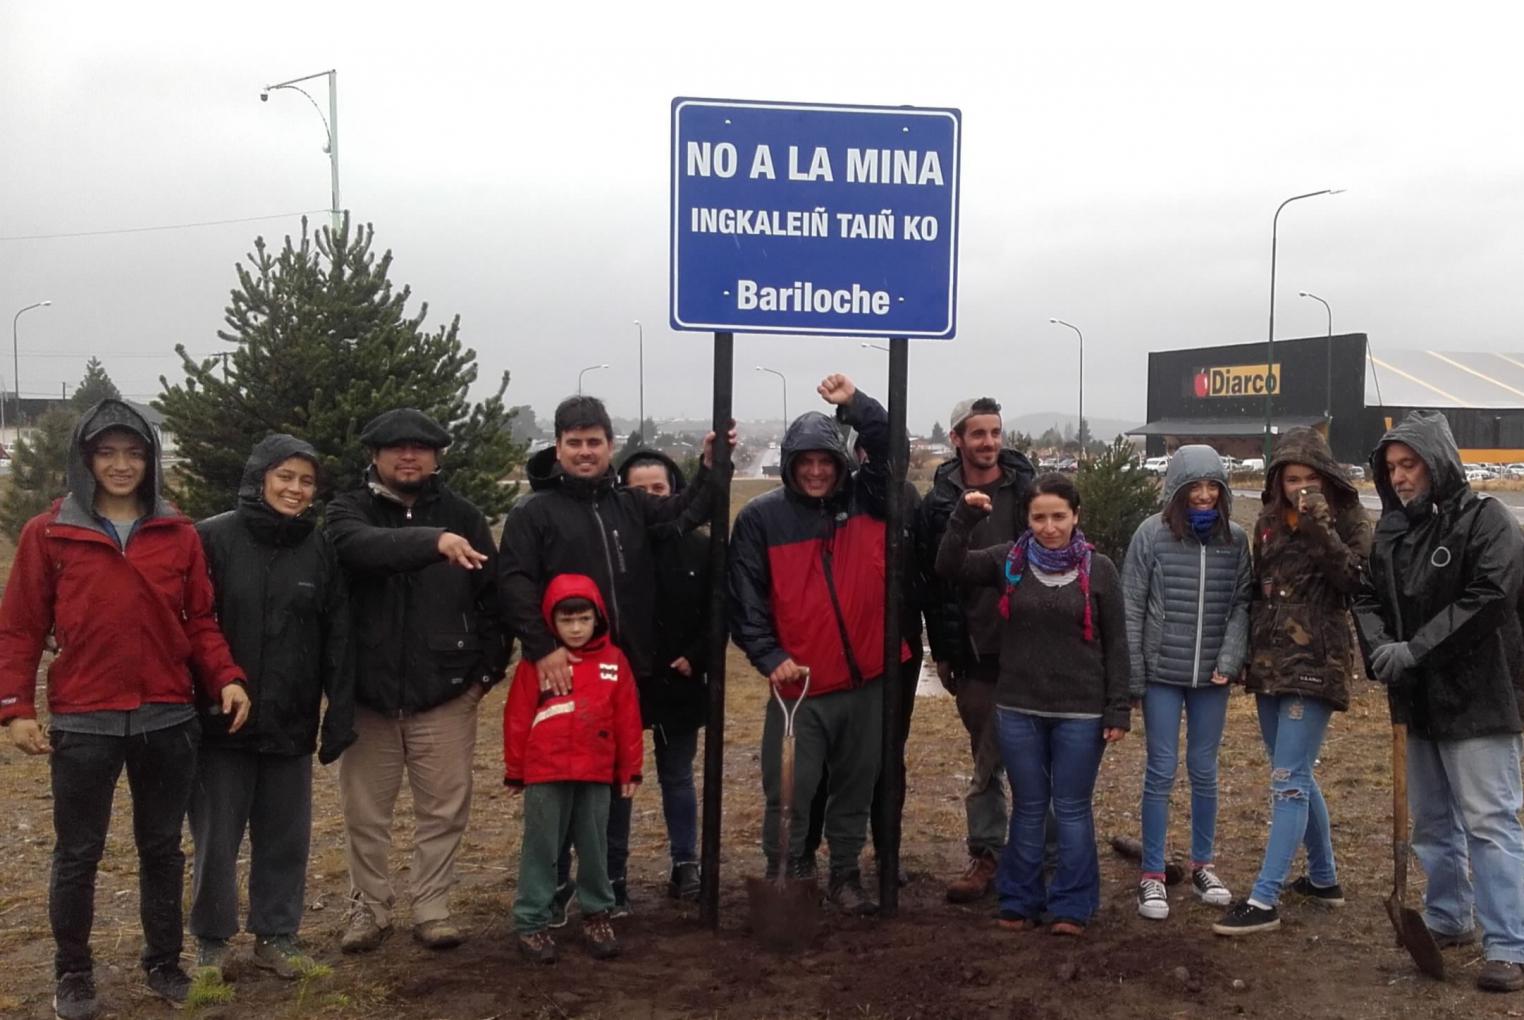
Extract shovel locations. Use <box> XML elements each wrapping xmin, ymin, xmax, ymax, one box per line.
<box><xmin>1385</xmin><ymin>722</ymin><xmax>1445</xmax><ymax>979</ymax></box>
<box><xmin>747</xmin><ymin>672</ymin><xmax>819</xmax><ymax>950</ymax></box>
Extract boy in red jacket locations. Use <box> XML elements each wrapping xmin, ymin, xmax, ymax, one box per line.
<box><xmin>504</xmin><ymin>573</ymin><xmax>641</xmax><ymax>963</ymax></box>
<box><xmin>0</xmin><ymin>400</ymin><xmax>250</xmax><ymax>1019</ymax></box>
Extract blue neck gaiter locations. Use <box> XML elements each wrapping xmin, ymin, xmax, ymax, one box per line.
<box><xmin>1189</xmin><ymin>508</ymin><xmax>1219</xmax><ymax>541</ymax></box>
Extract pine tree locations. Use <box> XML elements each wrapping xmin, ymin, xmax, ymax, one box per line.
<box><xmin>1075</xmin><ymin>437</ymin><xmax>1159</xmax><ymax>562</ymax></box>
<box><xmin>929</xmin><ymin>421</ymin><xmax>947</xmax><ymax>444</ymax></box>
<box><xmin>157</xmin><ymin>217</ymin><xmax>527</xmax><ymax>520</ymax></box>
<box><xmin>72</xmin><ymin>357</ymin><xmax>121</xmax><ymax>410</ymax></box>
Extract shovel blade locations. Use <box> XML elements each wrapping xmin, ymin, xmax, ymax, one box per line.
<box><xmin>746</xmin><ymin>875</ymin><xmax>820</xmax><ymax>952</ymax></box>
<box><xmin>1386</xmin><ymin>892</ymin><xmax>1445</xmax><ymax>980</ymax></box>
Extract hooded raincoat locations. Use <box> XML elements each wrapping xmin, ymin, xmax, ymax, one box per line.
<box><xmin>1353</xmin><ymin>411</ymin><xmax>1524</xmax><ymax>739</ymax></box>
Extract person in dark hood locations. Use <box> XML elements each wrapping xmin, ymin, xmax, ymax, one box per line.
<box><xmin>1121</xmin><ymin>444</ymin><xmax>1251</xmax><ymax>922</ymax></box>
<box><xmin>499</xmin><ymin>396</ymin><xmax>730</xmax><ymax>921</ymax></box>
<box><xmin>615</xmin><ymin>448</ymin><xmax>709</xmax><ymax>901</ymax></box>
<box><xmin>915</xmin><ymin>396</ymin><xmax>1034</xmax><ymax>900</ymax></box>
<box><xmin>1353</xmin><ymin>411</ymin><xmax>1524</xmax><ymax>992</ymax></box>
<box><xmin>325</xmin><ymin>408</ymin><xmax>509</xmax><ymax>954</ymax></box>
<box><xmin>189</xmin><ymin>435</ymin><xmax>356</xmax><ymax>980</ymax></box>
<box><xmin>1212</xmin><ymin>428</ymin><xmax>1371</xmax><ymax>937</ymax></box>
<box><xmin>729</xmin><ymin>373</ymin><xmax>911</xmax><ymax>915</ymax></box>
<box><xmin>0</xmin><ymin>399</ymin><xmax>250</xmax><ymax>1017</ymax></box>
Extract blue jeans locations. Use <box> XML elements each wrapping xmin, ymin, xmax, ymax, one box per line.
<box><xmin>1249</xmin><ymin>695</ymin><xmax>1337</xmax><ymax>905</ymax></box>
<box><xmin>1407</xmin><ymin>733</ymin><xmax>1524</xmax><ymax>963</ymax></box>
<box><xmin>994</xmin><ymin>708</ymin><xmax>1105</xmax><ymax>923</ymax></box>
<box><xmin>654</xmin><ymin>725</ymin><xmax>699</xmax><ymax>865</ymax></box>
<box><xmin>1140</xmin><ymin>682</ymin><xmax>1230</xmax><ymax>874</ymax></box>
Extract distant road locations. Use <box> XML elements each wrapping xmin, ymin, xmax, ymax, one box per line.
<box><xmin>1233</xmin><ymin>488</ymin><xmax>1524</xmax><ymax>523</ymax></box>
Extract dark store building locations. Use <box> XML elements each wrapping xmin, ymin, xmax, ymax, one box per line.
<box><xmin>1129</xmin><ymin>333</ymin><xmax>1524</xmax><ymax>466</ymax></box>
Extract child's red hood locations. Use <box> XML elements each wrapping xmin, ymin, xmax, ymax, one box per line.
<box><xmin>540</xmin><ymin>573</ymin><xmax>610</xmax><ymax>650</ymax></box>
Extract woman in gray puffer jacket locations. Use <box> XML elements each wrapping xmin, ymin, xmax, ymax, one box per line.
<box><xmin>1121</xmin><ymin>445</ymin><xmax>1252</xmax><ymax>922</ymax></box>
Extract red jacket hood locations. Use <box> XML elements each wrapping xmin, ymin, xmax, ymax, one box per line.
<box><xmin>540</xmin><ymin>573</ymin><xmax>609</xmax><ymax>650</ymax></box>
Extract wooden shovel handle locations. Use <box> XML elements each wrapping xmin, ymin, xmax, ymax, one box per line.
<box><xmin>1392</xmin><ymin>723</ymin><xmax>1409</xmax><ymax>889</ymax></box>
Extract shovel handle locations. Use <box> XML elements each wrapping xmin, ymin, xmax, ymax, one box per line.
<box><xmin>1392</xmin><ymin>723</ymin><xmax>1409</xmax><ymax>889</ymax></box>
<box><xmin>771</xmin><ymin>673</ymin><xmax>808</xmax><ymax>872</ymax></box>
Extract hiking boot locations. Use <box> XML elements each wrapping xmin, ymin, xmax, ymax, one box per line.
<box><xmin>1137</xmin><ymin>878</ymin><xmax>1169</xmax><ymax>920</ymax></box>
<box><xmin>340</xmin><ymin>903</ymin><xmax>392</xmax><ymax>954</ymax></box>
<box><xmin>1429</xmin><ymin>925</ymin><xmax>1479</xmax><ymax>949</ymax></box>
<box><xmin>194</xmin><ymin>937</ymin><xmax>232</xmax><ymax>980</ymax></box>
<box><xmin>144</xmin><ymin>963</ymin><xmax>192</xmax><ymax>1006</ymax></box>
<box><xmin>1192</xmin><ymin>867</ymin><xmax>1232</xmax><ymax>907</ymax></box>
<box><xmin>1478</xmin><ymin>960</ymin><xmax>1524</xmax><ymax>993</ymax></box>
<box><xmin>253</xmin><ymin>934</ymin><xmax>308</xmax><ymax>979</ymax></box>
<box><xmin>548</xmin><ymin>880</ymin><xmax>576</xmax><ymax>929</ymax></box>
<box><xmin>412</xmin><ymin>918</ymin><xmax>464</xmax><ymax>950</ymax></box>
<box><xmin>1212</xmin><ymin>899</ymin><xmax>1281</xmax><ymax>936</ymax></box>
<box><xmin>945</xmin><ymin>853</ymin><xmax>997</xmax><ymax>903</ymax></box>
<box><xmin>582</xmin><ymin>912</ymin><xmax>621</xmax><ymax>960</ymax></box>
<box><xmin>827</xmin><ymin>873</ymin><xmax>879</xmax><ymax>916</ymax></box>
<box><xmin>610</xmin><ymin>879</ymin><xmax>632</xmax><ymax>919</ymax></box>
<box><xmin>1288</xmin><ymin>876</ymin><xmax>1346</xmax><ymax>908</ymax></box>
<box><xmin>669</xmin><ymin>862</ymin><xmax>701</xmax><ymax>901</ymax></box>
<box><xmin>53</xmin><ymin>971</ymin><xmax>99</xmax><ymax>1020</ymax></box>
<box><xmin>517</xmin><ymin>930</ymin><xmax>558</xmax><ymax>965</ymax></box>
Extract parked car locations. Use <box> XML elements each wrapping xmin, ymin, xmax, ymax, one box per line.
<box><xmin>1465</xmin><ymin>466</ymin><xmax>1495</xmax><ymax>483</ymax></box>
<box><xmin>1340</xmin><ymin>463</ymin><xmax>1366</xmax><ymax>482</ymax></box>
<box><xmin>1238</xmin><ymin>457</ymin><xmax>1265</xmax><ymax>473</ymax></box>
<box><xmin>1504</xmin><ymin>462</ymin><xmax>1524</xmax><ymax>479</ymax></box>
<box><xmin>1142</xmin><ymin>455</ymin><xmax>1170</xmax><ymax>476</ymax></box>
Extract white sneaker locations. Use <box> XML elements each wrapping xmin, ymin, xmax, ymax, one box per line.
<box><xmin>1192</xmin><ymin>867</ymin><xmax>1232</xmax><ymax>906</ymax></box>
<box><xmin>1137</xmin><ymin>878</ymin><xmax>1169</xmax><ymax>920</ymax></box>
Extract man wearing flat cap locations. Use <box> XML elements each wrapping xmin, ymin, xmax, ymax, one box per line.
<box><xmin>325</xmin><ymin>408</ymin><xmax>509</xmax><ymax>953</ymax></box>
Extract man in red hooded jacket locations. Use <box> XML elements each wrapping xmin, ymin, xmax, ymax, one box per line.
<box><xmin>504</xmin><ymin>574</ymin><xmax>641</xmax><ymax>964</ymax></box>
<box><xmin>0</xmin><ymin>400</ymin><xmax>250</xmax><ymax>1019</ymax></box>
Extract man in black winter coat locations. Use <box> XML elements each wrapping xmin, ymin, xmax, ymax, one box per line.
<box><xmin>1354</xmin><ymin>410</ymin><xmax>1524</xmax><ymax>993</ymax></box>
<box><xmin>915</xmin><ymin>397</ymin><xmax>1034</xmax><ymax>901</ymax></box>
<box><xmin>326</xmin><ymin>409</ymin><xmax>509</xmax><ymax>955</ymax></box>
<box><xmin>498</xmin><ymin>396</ymin><xmax>730</xmax><ymax>918</ymax></box>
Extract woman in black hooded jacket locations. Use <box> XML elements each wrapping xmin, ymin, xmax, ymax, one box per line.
<box><xmin>188</xmin><ymin>435</ymin><xmax>355</xmax><ymax>979</ymax></box>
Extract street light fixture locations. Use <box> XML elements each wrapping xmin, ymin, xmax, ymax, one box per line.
<box><xmin>1263</xmin><ymin>188</ymin><xmax>1344</xmax><ymax>461</ymax></box>
<box><xmin>9</xmin><ymin>300</ymin><xmax>52</xmax><ymax>437</ymax></box>
<box><xmin>1299</xmin><ymin>291</ymin><xmax>1335</xmax><ymax>424</ymax></box>
<box><xmin>578</xmin><ymin>363</ymin><xmax>609</xmax><ymax>395</ymax></box>
<box><xmin>261</xmin><ymin>69</ymin><xmax>342</xmax><ymax>234</ymax></box>
<box><xmin>755</xmin><ymin>365</ymin><xmax>788</xmax><ymax>427</ymax></box>
<box><xmin>1049</xmin><ymin>318</ymin><xmax>1085</xmax><ymax>456</ymax></box>
<box><xmin>633</xmin><ymin>320</ymin><xmax>644</xmax><ymax>441</ymax></box>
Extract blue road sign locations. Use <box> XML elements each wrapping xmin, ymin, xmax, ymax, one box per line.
<box><xmin>670</xmin><ymin>98</ymin><xmax>961</xmax><ymax>339</ymax></box>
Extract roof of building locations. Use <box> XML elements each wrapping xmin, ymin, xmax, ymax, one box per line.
<box><xmin>1127</xmin><ymin>415</ymin><xmax>1325</xmax><ymax>437</ymax></box>
<box><xmin>1367</xmin><ymin>351</ymin><xmax>1524</xmax><ymax>409</ymax></box>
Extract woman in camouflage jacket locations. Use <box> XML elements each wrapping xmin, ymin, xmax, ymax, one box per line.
<box><xmin>1212</xmin><ymin>428</ymin><xmax>1372</xmax><ymax>937</ymax></box>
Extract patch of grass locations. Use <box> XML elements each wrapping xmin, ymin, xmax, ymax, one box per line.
<box><xmin>290</xmin><ymin>956</ymin><xmax>332</xmax><ymax>981</ymax></box>
<box><xmin>186</xmin><ymin>968</ymin><xmax>235</xmax><ymax>1008</ymax></box>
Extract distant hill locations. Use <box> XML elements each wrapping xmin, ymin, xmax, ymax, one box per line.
<box><xmin>1001</xmin><ymin>411</ymin><xmax>1139</xmax><ymax>443</ymax></box>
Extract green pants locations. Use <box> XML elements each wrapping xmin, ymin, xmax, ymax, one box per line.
<box><xmin>761</xmin><ymin>680</ymin><xmax>883</xmax><ymax>881</ymax></box>
<box><xmin>514</xmin><ymin>782</ymin><xmax>613</xmax><ymax>934</ymax></box>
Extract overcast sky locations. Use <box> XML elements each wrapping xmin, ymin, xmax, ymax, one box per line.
<box><xmin>3</xmin><ymin>2</ymin><xmax>1521</xmax><ymax>434</ymax></box>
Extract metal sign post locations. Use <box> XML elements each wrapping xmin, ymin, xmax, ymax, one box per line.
<box><xmin>877</xmin><ymin>336</ymin><xmax>909</xmax><ymax>916</ymax></box>
<box><xmin>699</xmin><ymin>331</ymin><xmax>733</xmax><ymax>930</ymax></box>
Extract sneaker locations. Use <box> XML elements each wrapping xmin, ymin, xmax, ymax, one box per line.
<box><xmin>609</xmin><ymin>879</ymin><xmax>632</xmax><ymax>919</ymax></box>
<box><xmin>53</xmin><ymin>971</ymin><xmax>99</xmax><ymax>1020</ymax></box>
<box><xmin>1478</xmin><ymin>960</ymin><xmax>1524</xmax><ymax>993</ymax></box>
<box><xmin>547</xmin><ymin>880</ymin><xmax>576</xmax><ymax>929</ymax></box>
<box><xmin>1192</xmin><ymin>867</ymin><xmax>1232</xmax><ymax>907</ymax></box>
<box><xmin>144</xmin><ymin>963</ymin><xmax>192</xmax><ymax>1005</ymax></box>
<box><xmin>1137</xmin><ymin>878</ymin><xmax>1169</xmax><ymax>920</ymax></box>
<box><xmin>1288</xmin><ymin>876</ymin><xmax>1346</xmax><ymax>908</ymax></box>
<box><xmin>517</xmin><ymin>930</ymin><xmax>558</xmax><ymax>965</ymax></box>
<box><xmin>669</xmin><ymin>862</ymin><xmax>701</xmax><ymax>901</ymax></box>
<box><xmin>827</xmin><ymin>873</ymin><xmax>879</xmax><ymax>916</ymax></box>
<box><xmin>340</xmin><ymin>902</ymin><xmax>392</xmax><ymax>954</ymax></box>
<box><xmin>194</xmin><ymin>937</ymin><xmax>231</xmax><ymax>980</ymax></box>
<box><xmin>945</xmin><ymin>853</ymin><xmax>998</xmax><ymax>903</ymax></box>
<box><xmin>582</xmin><ymin>912</ymin><xmax>621</xmax><ymax>960</ymax></box>
<box><xmin>253</xmin><ymin>934</ymin><xmax>308</xmax><ymax>979</ymax></box>
<box><xmin>1212</xmin><ymin>899</ymin><xmax>1281</xmax><ymax>936</ymax></box>
<box><xmin>412</xmin><ymin>918</ymin><xmax>464</xmax><ymax>950</ymax></box>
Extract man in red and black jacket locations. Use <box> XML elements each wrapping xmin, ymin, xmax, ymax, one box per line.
<box><xmin>0</xmin><ymin>399</ymin><xmax>250</xmax><ymax>1019</ymax></box>
<box><xmin>729</xmin><ymin>373</ymin><xmax>908</xmax><ymax>915</ymax></box>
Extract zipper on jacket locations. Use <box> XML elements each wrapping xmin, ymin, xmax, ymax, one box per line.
<box><xmin>1192</xmin><ymin>541</ymin><xmax>1207</xmax><ymax>685</ymax></box>
<box><xmin>590</xmin><ymin>501</ymin><xmax>624</xmax><ymax>639</ymax></box>
<box><xmin>612</xmin><ymin>529</ymin><xmax>628</xmax><ymax>574</ymax></box>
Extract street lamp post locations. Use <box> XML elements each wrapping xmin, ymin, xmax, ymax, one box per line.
<box><xmin>10</xmin><ymin>300</ymin><xmax>52</xmax><ymax>436</ymax></box>
<box><xmin>755</xmin><ymin>365</ymin><xmax>787</xmax><ymax>429</ymax></box>
<box><xmin>578</xmin><ymin>363</ymin><xmax>609</xmax><ymax>395</ymax></box>
<box><xmin>633</xmin><ymin>320</ymin><xmax>644</xmax><ymax>441</ymax></box>
<box><xmin>1263</xmin><ymin>189</ymin><xmax>1343</xmax><ymax>462</ymax></box>
<box><xmin>1299</xmin><ymin>291</ymin><xmax>1335</xmax><ymax>424</ymax></box>
<box><xmin>261</xmin><ymin>69</ymin><xmax>341</xmax><ymax>234</ymax></box>
<box><xmin>1049</xmin><ymin>319</ymin><xmax>1085</xmax><ymax>456</ymax></box>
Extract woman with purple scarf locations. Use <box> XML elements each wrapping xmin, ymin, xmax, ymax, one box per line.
<box><xmin>937</xmin><ymin>472</ymin><xmax>1131</xmax><ymax>935</ymax></box>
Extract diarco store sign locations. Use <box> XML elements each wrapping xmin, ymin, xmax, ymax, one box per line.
<box><xmin>670</xmin><ymin>98</ymin><xmax>961</xmax><ymax>338</ymax></box>
<box><xmin>1192</xmin><ymin>362</ymin><xmax>1282</xmax><ymax>398</ymax></box>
